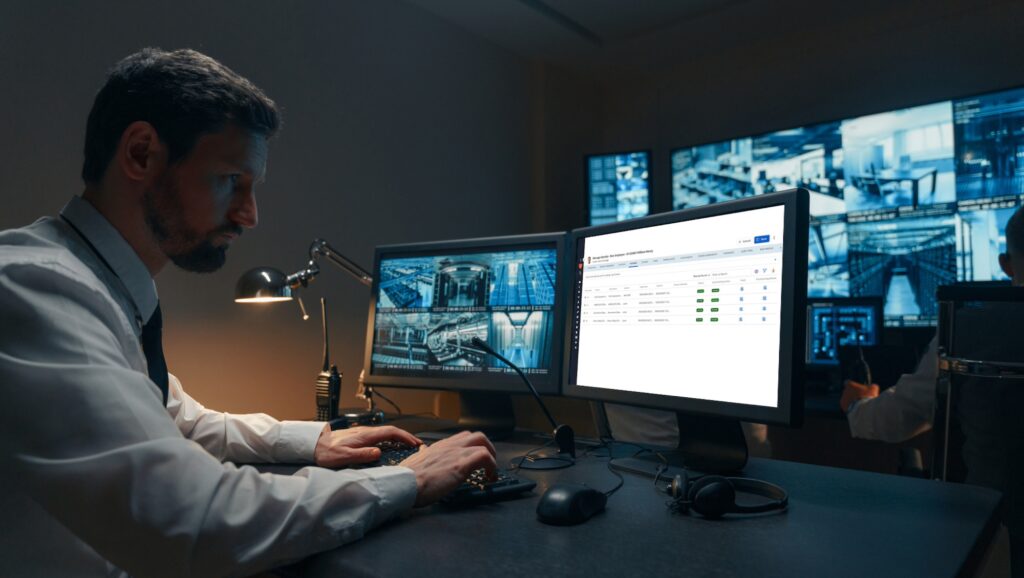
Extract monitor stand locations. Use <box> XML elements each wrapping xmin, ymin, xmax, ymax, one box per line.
<box><xmin>610</xmin><ymin>412</ymin><xmax>748</xmax><ymax>476</ymax></box>
<box><xmin>417</xmin><ymin>391</ymin><xmax>517</xmax><ymax>442</ymax></box>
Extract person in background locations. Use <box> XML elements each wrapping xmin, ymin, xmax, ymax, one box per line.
<box><xmin>840</xmin><ymin>205</ymin><xmax>1024</xmax><ymax>577</ymax></box>
<box><xmin>840</xmin><ymin>204</ymin><xmax>1024</xmax><ymax>442</ymax></box>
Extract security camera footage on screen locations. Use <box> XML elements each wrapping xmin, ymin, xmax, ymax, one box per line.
<box><xmin>806</xmin><ymin>303</ymin><xmax>880</xmax><ymax>365</ymax></box>
<box><xmin>371</xmin><ymin>248</ymin><xmax>557</xmax><ymax>379</ymax></box>
<box><xmin>588</xmin><ymin>152</ymin><xmax>650</xmax><ymax>225</ymax></box>
<box><xmin>571</xmin><ymin>205</ymin><xmax>786</xmax><ymax>408</ymax></box>
<box><xmin>670</xmin><ymin>85</ymin><xmax>1024</xmax><ymax>327</ymax></box>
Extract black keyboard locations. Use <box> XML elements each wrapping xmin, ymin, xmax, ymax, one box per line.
<box><xmin>359</xmin><ymin>441</ymin><xmax>536</xmax><ymax>506</ymax></box>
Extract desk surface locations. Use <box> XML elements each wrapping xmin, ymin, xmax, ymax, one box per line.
<box><xmin>286</xmin><ymin>436</ymin><xmax>1001</xmax><ymax>578</ymax></box>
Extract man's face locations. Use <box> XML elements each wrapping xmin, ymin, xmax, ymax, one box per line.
<box><xmin>143</xmin><ymin>124</ymin><xmax>268</xmax><ymax>273</ymax></box>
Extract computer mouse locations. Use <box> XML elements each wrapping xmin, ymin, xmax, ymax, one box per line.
<box><xmin>536</xmin><ymin>483</ymin><xmax>607</xmax><ymax>526</ymax></box>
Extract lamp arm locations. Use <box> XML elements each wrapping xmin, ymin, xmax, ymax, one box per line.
<box><xmin>310</xmin><ymin>239</ymin><xmax>374</xmax><ymax>287</ymax></box>
<box><xmin>285</xmin><ymin>261</ymin><xmax>320</xmax><ymax>289</ymax></box>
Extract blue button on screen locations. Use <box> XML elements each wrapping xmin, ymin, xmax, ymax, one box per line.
<box><xmin>754</xmin><ymin>235</ymin><xmax>770</xmax><ymax>244</ymax></box>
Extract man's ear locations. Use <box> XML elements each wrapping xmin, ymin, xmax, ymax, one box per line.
<box><xmin>117</xmin><ymin>121</ymin><xmax>165</xmax><ymax>183</ymax></box>
<box><xmin>999</xmin><ymin>252</ymin><xmax>1014</xmax><ymax>280</ymax></box>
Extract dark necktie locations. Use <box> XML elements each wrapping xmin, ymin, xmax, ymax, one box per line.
<box><xmin>141</xmin><ymin>304</ymin><xmax>169</xmax><ymax>405</ymax></box>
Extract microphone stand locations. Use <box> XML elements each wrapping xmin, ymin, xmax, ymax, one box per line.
<box><xmin>471</xmin><ymin>337</ymin><xmax>576</xmax><ymax>462</ymax></box>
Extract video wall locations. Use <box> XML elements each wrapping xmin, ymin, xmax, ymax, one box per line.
<box><xmin>670</xmin><ymin>85</ymin><xmax>1024</xmax><ymax>326</ymax></box>
<box><xmin>371</xmin><ymin>248</ymin><xmax>558</xmax><ymax>377</ymax></box>
<box><xmin>587</xmin><ymin>151</ymin><xmax>650</xmax><ymax>225</ymax></box>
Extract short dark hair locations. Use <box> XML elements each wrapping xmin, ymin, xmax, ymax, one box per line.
<box><xmin>1007</xmin><ymin>205</ymin><xmax>1024</xmax><ymax>257</ymax></box>
<box><xmin>82</xmin><ymin>48</ymin><xmax>280</xmax><ymax>185</ymax></box>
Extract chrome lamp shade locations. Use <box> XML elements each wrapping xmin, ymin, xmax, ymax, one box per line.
<box><xmin>234</xmin><ymin>267</ymin><xmax>294</xmax><ymax>303</ymax></box>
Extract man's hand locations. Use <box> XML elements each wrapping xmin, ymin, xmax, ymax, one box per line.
<box><xmin>314</xmin><ymin>425</ymin><xmax>422</xmax><ymax>468</ymax></box>
<box><xmin>840</xmin><ymin>379</ymin><xmax>880</xmax><ymax>413</ymax></box>
<box><xmin>397</xmin><ymin>430</ymin><xmax>498</xmax><ymax>507</ymax></box>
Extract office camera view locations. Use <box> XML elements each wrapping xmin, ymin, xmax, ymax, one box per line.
<box><xmin>671</xmin><ymin>85</ymin><xmax>1024</xmax><ymax>326</ymax></box>
<box><xmin>371</xmin><ymin>248</ymin><xmax>558</xmax><ymax>378</ymax></box>
<box><xmin>588</xmin><ymin>152</ymin><xmax>650</xmax><ymax>225</ymax></box>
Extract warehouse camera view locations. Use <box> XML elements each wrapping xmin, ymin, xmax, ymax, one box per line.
<box><xmin>588</xmin><ymin>152</ymin><xmax>650</xmax><ymax>225</ymax></box>
<box><xmin>669</xmin><ymin>85</ymin><xmax>1024</xmax><ymax>326</ymax></box>
<box><xmin>371</xmin><ymin>247</ymin><xmax>558</xmax><ymax>379</ymax></box>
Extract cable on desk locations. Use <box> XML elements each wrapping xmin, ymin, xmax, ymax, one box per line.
<box><xmin>507</xmin><ymin>440</ymin><xmax>575</xmax><ymax>471</ymax></box>
<box><xmin>577</xmin><ymin>438</ymin><xmax>667</xmax><ymax>498</ymax></box>
<box><xmin>603</xmin><ymin>459</ymin><xmax>625</xmax><ymax>497</ymax></box>
<box><xmin>374</xmin><ymin>389</ymin><xmax>402</xmax><ymax>416</ymax></box>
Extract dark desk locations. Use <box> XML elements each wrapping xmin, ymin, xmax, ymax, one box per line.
<box><xmin>287</xmin><ymin>437</ymin><xmax>1001</xmax><ymax>578</ymax></box>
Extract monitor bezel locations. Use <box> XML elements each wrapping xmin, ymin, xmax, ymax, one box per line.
<box><xmin>362</xmin><ymin>232</ymin><xmax>567</xmax><ymax>395</ymax></box>
<box><xmin>585</xmin><ymin>149</ymin><xmax>653</xmax><ymax>227</ymax></box>
<box><xmin>805</xmin><ymin>296</ymin><xmax>885</xmax><ymax>367</ymax></box>
<box><xmin>563</xmin><ymin>188</ymin><xmax>809</xmax><ymax>426</ymax></box>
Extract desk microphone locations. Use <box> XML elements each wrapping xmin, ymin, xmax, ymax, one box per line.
<box><xmin>470</xmin><ymin>336</ymin><xmax>575</xmax><ymax>458</ymax></box>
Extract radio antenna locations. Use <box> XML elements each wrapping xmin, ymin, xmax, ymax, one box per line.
<box><xmin>321</xmin><ymin>297</ymin><xmax>330</xmax><ymax>372</ymax></box>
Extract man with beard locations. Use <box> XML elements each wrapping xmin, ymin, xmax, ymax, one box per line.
<box><xmin>0</xmin><ymin>48</ymin><xmax>496</xmax><ymax>577</ymax></box>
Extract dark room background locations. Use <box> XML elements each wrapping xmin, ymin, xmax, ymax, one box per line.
<box><xmin>1</xmin><ymin>0</ymin><xmax>1021</xmax><ymax>420</ymax></box>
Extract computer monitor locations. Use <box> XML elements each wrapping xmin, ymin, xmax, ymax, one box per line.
<box><xmin>586</xmin><ymin>151</ymin><xmax>651</xmax><ymax>225</ymax></box>
<box><xmin>672</xmin><ymin>84</ymin><xmax>1024</xmax><ymax>328</ymax></box>
<box><xmin>362</xmin><ymin>232</ymin><xmax>567</xmax><ymax>435</ymax></box>
<box><xmin>805</xmin><ymin>297</ymin><xmax>882</xmax><ymax>366</ymax></box>
<box><xmin>564</xmin><ymin>189</ymin><xmax>809</xmax><ymax>473</ymax></box>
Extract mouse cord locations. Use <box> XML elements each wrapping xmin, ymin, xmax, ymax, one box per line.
<box><xmin>604</xmin><ymin>461</ymin><xmax>625</xmax><ymax>497</ymax></box>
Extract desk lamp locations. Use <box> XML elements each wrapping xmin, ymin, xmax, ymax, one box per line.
<box><xmin>234</xmin><ymin>238</ymin><xmax>385</xmax><ymax>426</ymax></box>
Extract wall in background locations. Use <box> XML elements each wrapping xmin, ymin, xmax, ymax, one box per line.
<box><xmin>4</xmin><ymin>0</ymin><xmax>1024</xmax><ymax>427</ymax></box>
<box><xmin>0</xmin><ymin>0</ymin><xmax>539</xmax><ymax>419</ymax></box>
<box><xmin>568</xmin><ymin>0</ymin><xmax>1024</xmax><ymax>224</ymax></box>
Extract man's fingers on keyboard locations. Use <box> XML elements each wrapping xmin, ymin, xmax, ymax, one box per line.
<box><xmin>462</xmin><ymin>446</ymin><xmax>498</xmax><ymax>479</ymax></box>
<box><xmin>466</xmin><ymin>431</ymin><xmax>496</xmax><ymax>456</ymax></box>
<box><xmin>346</xmin><ymin>446</ymin><xmax>382</xmax><ymax>464</ymax></box>
<box><xmin>442</xmin><ymin>431</ymin><xmax>496</xmax><ymax>455</ymax></box>
<box><xmin>367</xmin><ymin>425</ymin><xmax>421</xmax><ymax>447</ymax></box>
<box><xmin>442</xmin><ymin>430</ymin><xmax>472</xmax><ymax>444</ymax></box>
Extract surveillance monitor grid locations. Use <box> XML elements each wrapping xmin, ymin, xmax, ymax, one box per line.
<box><xmin>806</xmin><ymin>298</ymin><xmax>882</xmax><ymax>366</ymax></box>
<box><xmin>587</xmin><ymin>151</ymin><xmax>651</xmax><ymax>226</ymax></box>
<box><xmin>671</xmin><ymin>84</ymin><xmax>1024</xmax><ymax>328</ymax></box>
<box><xmin>363</xmin><ymin>234</ymin><xmax>565</xmax><ymax>394</ymax></box>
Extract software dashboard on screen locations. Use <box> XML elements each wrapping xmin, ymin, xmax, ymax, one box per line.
<box><xmin>571</xmin><ymin>204</ymin><xmax>786</xmax><ymax>408</ymax></box>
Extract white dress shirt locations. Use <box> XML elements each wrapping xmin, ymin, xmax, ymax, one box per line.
<box><xmin>846</xmin><ymin>335</ymin><xmax>938</xmax><ymax>443</ymax></box>
<box><xmin>0</xmin><ymin>197</ymin><xmax>416</xmax><ymax>577</ymax></box>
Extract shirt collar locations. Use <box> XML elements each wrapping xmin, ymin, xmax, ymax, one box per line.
<box><xmin>60</xmin><ymin>196</ymin><xmax>159</xmax><ymax>324</ymax></box>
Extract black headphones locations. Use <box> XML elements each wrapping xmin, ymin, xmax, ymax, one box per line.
<box><xmin>665</xmin><ymin>472</ymin><xmax>788</xmax><ymax>519</ymax></box>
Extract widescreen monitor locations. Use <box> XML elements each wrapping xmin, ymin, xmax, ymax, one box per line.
<box><xmin>565</xmin><ymin>189</ymin><xmax>809</xmax><ymax>432</ymax></box>
<box><xmin>362</xmin><ymin>232</ymin><xmax>566</xmax><ymax>395</ymax></box>
<box><xmin>587</xmin><ymin>151</ymin><xmax>651</xmax><ymax>225</ymax></box>
<box><xmin>805</xmin><ymin>297</ymin><xmax>882</xmax><ymax>366</ymax></box>
<box><xmin>670</xmin><ymin>84</ymin><xmax>1024</xmax><ymax>328</ymax></box>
